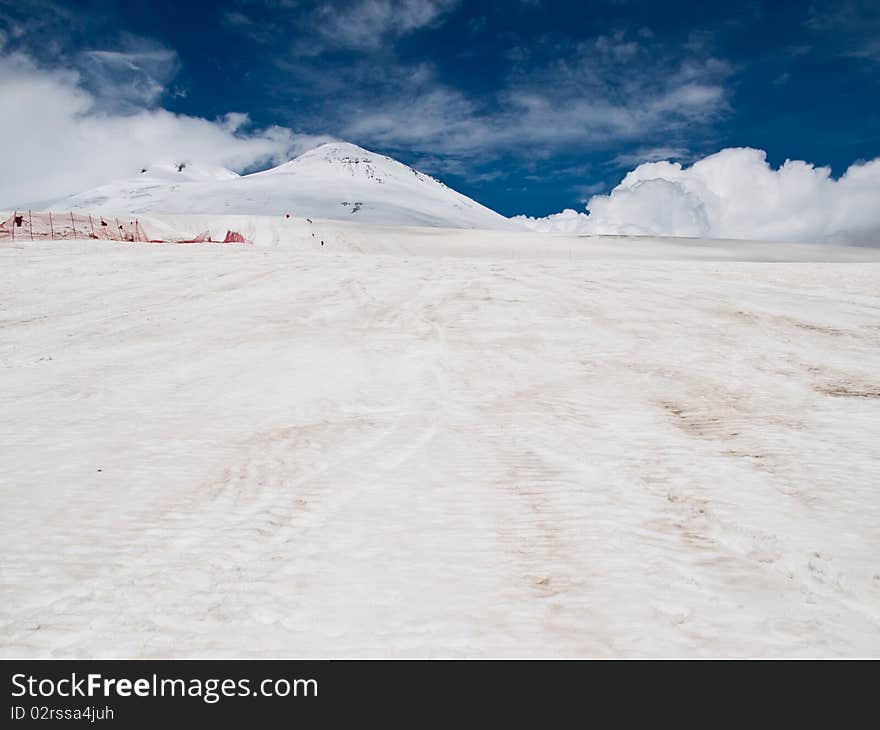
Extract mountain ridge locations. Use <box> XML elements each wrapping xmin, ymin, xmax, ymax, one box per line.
<box><xmin>49</xmin><ymin>142</ymin><xmax>517</xmax><ymax>231</ymax></box>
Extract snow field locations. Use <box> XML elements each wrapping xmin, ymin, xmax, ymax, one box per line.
<box><xmin>1</xmin><ymin>226</ymin><xmax>879</xmax><ymax>656</ymax></box>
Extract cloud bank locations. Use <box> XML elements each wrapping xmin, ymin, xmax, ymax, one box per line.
<box><xmin>515</xmin><ymin>148</ymin><xmax>880</xmax><ymax>244</ymax></box>
<box><xmin>0</xmin><ymin>53</ymin><xmax>327</xmax><ymax>208</ymax></box>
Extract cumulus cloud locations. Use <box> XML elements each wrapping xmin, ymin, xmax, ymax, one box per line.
<box><xmin>512</xmin><ymin>209</ymin><xmax>591</xmax><ymax>235</ymax></box>
<box><xmin>0</xmin><ymin>53</ymin><xmax>328</xmax><ymax>208</ymax></box>
<box><xmin>515</xmin><ymin>148</ymin><xmax>880</xmax><ymax>244</ymax></box>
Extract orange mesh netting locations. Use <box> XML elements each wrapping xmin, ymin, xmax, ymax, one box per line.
<box><xmin>223</xmin><ymin>230</ymin><xmax>248</xmax><ymax>243</ymax></box>
<box><xmin>0</xmin><ymin>211</ymin><xmax>150</xmax><ymax>242</ymax></box>
<box><xmin>0</xmin><ymin>211</ymin><xmax>252</xmax><ymax>245</ymax></box>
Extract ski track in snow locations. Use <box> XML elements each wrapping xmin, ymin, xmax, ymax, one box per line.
<box><xmin>1</xmin><ymin>224</ymin><xmax>880</xmax><ymax>657</ymax></box>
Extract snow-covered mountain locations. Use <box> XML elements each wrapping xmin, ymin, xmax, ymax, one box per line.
<box><xmin>49</xmin><ymin>142</ymin><xmax>516</xmax><ymax>230</ymax></box>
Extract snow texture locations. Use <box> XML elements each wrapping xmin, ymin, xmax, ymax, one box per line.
<box><xmin>2</xmin><ymin>218</ymin><xmax>880</xmax><ymax>657</ymax></box>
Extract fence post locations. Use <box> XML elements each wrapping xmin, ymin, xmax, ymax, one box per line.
<box><xmin>28</xmin><ymin>210</ymin><xmax>33</xmax><ymax>241</ymax></box>
<box><xmin>70</xmin><ymin>212</ymin><xmax>77</xmax><ymax>239</ymax></box>
<box><xmin>11</xmin><ymin>210</ymin><xmax>15</xmax><ymax>241</ymax></box>
<box><xmin>48</xmin><ymin>211</ymin><xmax>55</xmax><ymax>240</ymax></box>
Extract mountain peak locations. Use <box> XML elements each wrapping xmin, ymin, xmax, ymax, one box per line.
<box><xmin>308</xmin><ymin>141</ymin><xmax>375</xmax><ymax>158</ymax></box>
<box><xmin>258</xmin><ymin>141</ymin><xmax>403</xmax><ymax>182</ymax></box>
<box><xmin>50</xmin><ymin>140</ymin><xmax>517</xmax><ymax>230</ymax></box>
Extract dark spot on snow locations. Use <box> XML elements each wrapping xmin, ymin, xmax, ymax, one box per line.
<box><xmin>721</xmin><ymin>449</ymin><xmax>766</xmax><ymax>460</ymax></box>
<box><xmin>660</xmin><ymin>401</ymin><xmax>741</xmax><ymax>440</ymax></box>
<box><xmin>791</xmin><ymin>320</ymin><xmax>846</xmax><ymax>337</ymax></box>
<box><xmin>817</xmin><ymin>384</ymin><xmax>880</xmax><ymax>398</ymax></box>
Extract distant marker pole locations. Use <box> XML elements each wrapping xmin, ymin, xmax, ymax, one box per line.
<box><xmin>11</xmin><ymin>210</ymin><xmax>15</xmax><ymax>241</ymax></box>
<box><xmin>89</xmin><ymin>214</ymin><xmax>96</xmax><ymax>239</ymax></box>
<box><xmin>28</xmin><ymin>210</ymin><xmax>33</xmax><ymax>241</ymax></box>
<box><xmin>48</xmin><ymin>211</ymin><xmax>55</xmax><ymax>240</ymax></box>
<box><xmin>70</xmin><ymin>212</ymin><xmax>77</xmax><ymax>239</ymax></box>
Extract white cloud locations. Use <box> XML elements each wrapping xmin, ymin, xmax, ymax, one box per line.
<box><xmin>512</xmin><ymin>208</ymin><xmax>592</xmax><ymax>234</ymax></box>
<box><xmin>337</xmin><ymin>33</ymin><xmax>729</xmax><ymax>160</ymax></box>
<box><xmin>78</xmin><ymin>44</ymin><xmax>180</xmax><ymax>108</ymax></box>
<box><xmin>312</xmin><ymin>0</ymin><xmax>460</xmax><ymax>50</ymax></box>
<box><xmin>229</xmin><ymin>0</ymin><xmax>461</xmax><ymax>54</ymax></box>
<box><xmin>612</xmin><ymin>146</ymin><xmax>690</xmax><ymax>167</ymax></box>
<box><xmin>0</xmin><ymin>53</ymin><xmax>328</xmax><ymax>208</ymax></box>
<box><xmin>515</xmin><ymin>148</ymin><xmax>880</xmax><ymax>244</ymax></box>
<box><xmin>344</xmin><ymin>87</ymin><xmax>492</xmax><ymax>153</ymax></box>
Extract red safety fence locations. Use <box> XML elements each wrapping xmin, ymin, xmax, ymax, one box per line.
<box><xmin>0</xmin><ymin>210</ymin><xmax>150</xmax><ymax>242</ymax></box>
<box><xmin>0</xmin><ymin>211</ymin><xmax>252</xmax><ymax>245</ymax></box>
<box><xmin>223</xmin><ymin>230</ymin><xmax>248</xmax><ymax>243</ymax></box>
<box><xmin>178</xmin><ymin>230</ymin><xmax>213</xmax><ymax>244</ymax></box>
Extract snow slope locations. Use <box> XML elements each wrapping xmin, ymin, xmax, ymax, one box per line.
<box><xmin>2</xmin><ymin>221</ymin><xmax>880</xmax><ymax>657</ymax></box>
<box><xmin>49</xmin><ymin>142</ymin><xmax>517</xmax><ymax>230</ymax></box>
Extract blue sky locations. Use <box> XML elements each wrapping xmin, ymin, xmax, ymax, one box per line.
<box><xmin>1</xmin><ymin>0</ymin><xmax>878</xmax><ymax>216</ymax></box>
